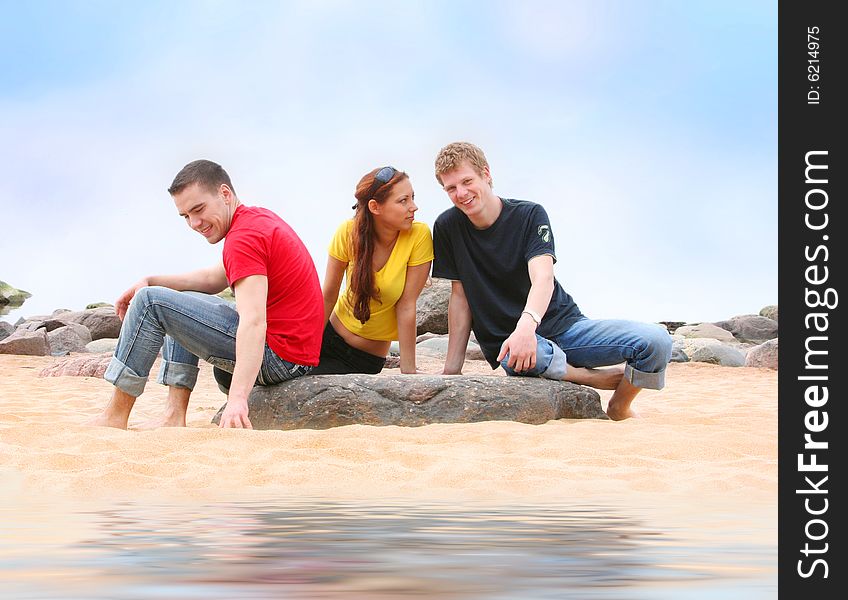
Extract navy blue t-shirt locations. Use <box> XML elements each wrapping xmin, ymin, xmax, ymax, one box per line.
<box><xmin>432</xmin><ymin>198</ymin><xmax>584</xmax><ymax>368</ymax></box>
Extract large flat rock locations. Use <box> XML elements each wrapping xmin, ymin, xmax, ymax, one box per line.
<box><xmin>212</xmin><ymin>374</ymin><xmax>608</xmax><ymax>429</ymax></box>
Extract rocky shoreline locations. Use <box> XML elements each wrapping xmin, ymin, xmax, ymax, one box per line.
<box><xmin>0</xmin><ymin>278</ymin><xmax>778</xmax><ymax>371</ymax></box>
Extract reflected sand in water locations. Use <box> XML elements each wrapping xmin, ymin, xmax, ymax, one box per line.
<box><xmin>1</xmin><ymin>498</ymin><xmax>775</xmax><ymax>599</ymax></box>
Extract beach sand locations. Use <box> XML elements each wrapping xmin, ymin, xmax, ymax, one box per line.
<box><xmin>0</xmin><ymin>354</ymin><xmax>776</xmax><ymax>513</ymax></box>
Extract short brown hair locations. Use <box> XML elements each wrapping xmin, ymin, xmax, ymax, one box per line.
<box><xmin>434</xmin><ymin>142</ymin><xmax>490</xmax><ymax>185</ymax></box>
<box><xmin>168</xmin><ymin>159</ymin><xmax>235</xmax><ymax>196</ymax></box>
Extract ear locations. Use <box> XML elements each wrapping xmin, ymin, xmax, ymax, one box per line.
<box><xmin>368</xmin><ymin>199</ymin><xmax>381</xmax><ymax>215</ymax></box>
<box><xmin>482</xmin><ymin>166</ymin><xmax>493</xmax><ymax>187</ymax></box>
<box><xmin>219</xmin><ymin>184</ymin><xmax>233</xmax><ymax>203</ymax></box>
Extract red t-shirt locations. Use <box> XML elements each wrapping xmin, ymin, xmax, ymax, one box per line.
<box><xmin>223</xmin><ymin>205</ymin><xmax>323</xmax><ymax>366</ymax></box>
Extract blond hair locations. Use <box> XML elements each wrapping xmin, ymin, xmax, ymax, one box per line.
<box><xmin>434</xmin><ymin>142</ymin><xmax>491</xmax><ymax>185</ymax></box>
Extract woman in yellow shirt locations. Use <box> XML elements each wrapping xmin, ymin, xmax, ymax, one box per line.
<box><xmin>312</xmin><ymin>166</ymin><xmax>434</xmax><ymax>375</ymax></box>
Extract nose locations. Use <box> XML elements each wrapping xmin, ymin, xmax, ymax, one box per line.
<box><xmin>189</xmin><ymin>215</ymin><xmax>202</xmax><ymax>229</ymax></box>
<box><xmin>409</xmin><ymin>199</ymin><xmax>418</xmax><ymax>212</ymax></box>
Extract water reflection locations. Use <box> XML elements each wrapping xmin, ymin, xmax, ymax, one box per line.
<box><xmin>1</xmin><ymin>500</ymin><xmax>775</xmax><ymax>599</ymax></box>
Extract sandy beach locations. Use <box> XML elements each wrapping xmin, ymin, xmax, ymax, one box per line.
<box><xmin>0</xmin><ymin>354</ymin><xmax>776</xmax><ymax>510</ymax></box>
<box><xmin>0</xmin><ymin>353</ymin><xmax>779</xmax><ymax>597</ymax></box>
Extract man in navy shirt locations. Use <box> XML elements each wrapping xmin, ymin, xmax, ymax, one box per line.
<box><xmin>432</xmin><ymin>142</ymin><xmax>672</xmax><ymax>420</ymax></box>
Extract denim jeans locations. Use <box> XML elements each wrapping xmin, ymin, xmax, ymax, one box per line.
<box><xmin>104</xmin><ymin>286</ymin><xmax>311</xmax><ymax>397</ymax></box>
<box><xmin>500</xmin><ymin>318</ymin><xmax>673</xmax><ymax>390</ymax></box>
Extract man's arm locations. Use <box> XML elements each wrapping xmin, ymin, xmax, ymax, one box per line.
<box><xmin>443</xmin><ymin>280</ymin><xmax>473</xmax><ymax>374</ymax></box>
<box><xmin>395</xmin><ymin>262</ymin><xmax>432</xmax><ymax>374</ymax></box>
<box><xmin>496</xmin><ymin>255</ymin><xmax>555</xmax><ymax>372</ymax></box>
<box><xmin>217</xmin><ymin>274</ymin><xmax>269</xmax><ymax>429</ymax></box>
<box><xmin>321</xmin><ymin>256</ymin><xmax>348</xmax><ymax>323</ymax></box>
<box><xmin>115</xmin><ymin>263</ymin><xmax>228</xmax><ymax>320</ymax></box>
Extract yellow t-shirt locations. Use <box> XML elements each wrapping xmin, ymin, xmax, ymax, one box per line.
<box><xmin>329</xmin><ymin>219</ymin><xmax>434</xmax><ymax>341</ymax></box>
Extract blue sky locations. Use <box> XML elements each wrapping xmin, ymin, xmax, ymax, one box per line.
<box><xmin>1</xmin><ymin>0</ymin><xmax>777</xmax><ymax>325</ymax></box>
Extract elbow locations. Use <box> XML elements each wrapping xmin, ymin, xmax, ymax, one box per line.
<box><xmin>239</xmin><ymin>315</ymin><xmax>267</xmax><ymax>331</ymax></box>
<box><xmin>395</xmin><ymin>301</ymin><xmax>416</xmax><ymax>323</ymax></box>
<box><xmin>322</xmin><ymin>290</ymin><xmax>339</xmax><ymax>305</ymax></box>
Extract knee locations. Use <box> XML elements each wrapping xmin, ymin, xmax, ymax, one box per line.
<box><xmin>642</xmin><ymin>326</ymin><xmax>673</xmax><ymax>364</ymax></box>
<box><xmin>133</xmin><ymin>285</ymin><xmax>167</xmax><ymax>308</ymax></box>
<box><xmin>213</xmin><ymin>367</ymin><xmax>232</xmax><ymax>393</ymax></box>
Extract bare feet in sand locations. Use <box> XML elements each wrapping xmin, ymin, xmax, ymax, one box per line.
<box><xmin>84</xmin><ymin>412</ymin><xmax>130</xmax><ymax>430</ymax></box>
<box><xmin>605</xmin><ymin>403</ymin><xmax>640</xmax><ymax>421</ymax></box>
<box><xmin>84</xmin><ymin>390</ymin><xmax>136</xmax><ymax>429</ymax></box>
<box><xmin>133</xmin><ymin>412</ymin><xmax>187</xmax><ymax>430</ymax></box>
<box><xmin>605</xmin><ymin>376</ymin><xmax>642</xmax><ymax>421</ymax></box>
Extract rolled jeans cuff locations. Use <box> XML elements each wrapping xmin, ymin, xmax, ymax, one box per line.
<box><xmin>157</xmin><ymin>360</ymin><xmax>200</xmax><ymax>390</ymax></box>
<box><xmin>104</xmin><ymin>356</ymin><xmax>149</xmax><ymax>398</ymax></box>
<box><xmin>539</xmin><ymin>341</ymin><xmax>568</xmax><ymax>380</ymax></box>
<box><xmin>624</xmin><ymin>364</ymin><xmax>666</xmax><ymax>390</ymax></box>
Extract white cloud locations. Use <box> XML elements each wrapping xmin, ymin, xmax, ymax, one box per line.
<box><xmin>1</xmin><ymin>1</ymin><xmax>776</xmax><ymax>326</ymax></box>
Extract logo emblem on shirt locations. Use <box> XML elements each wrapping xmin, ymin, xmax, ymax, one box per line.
<box><xmin>537</xmin><ymin>225</ymin><xmax>551</xmax><ymax>243</ymax></box>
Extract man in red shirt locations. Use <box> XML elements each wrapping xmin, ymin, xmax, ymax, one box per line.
<box><xmin>87</xmin><ymin>160</ymin><xmax>323</xmax><ymax>429</ymax></box>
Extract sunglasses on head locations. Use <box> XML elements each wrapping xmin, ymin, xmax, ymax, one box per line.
<box><xmin>353</xmin><ymin>166</ymin><xmax>398</xmax><ymax>209</ymax></box>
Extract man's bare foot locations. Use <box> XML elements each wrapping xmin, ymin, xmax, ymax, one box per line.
<box><xmin>605</xmin><ymin>403</ymin><xmax>639</xmax><ymax>421</ymax></box>
<box><xmin>84</xmin><ymin>412</ymin><xmax>129</xmax><ymax>430</ymax></box>
<box><xmin>84</xmin><ymin>389</ymin><xmax>136</xmax><ymax>429</ymax></box>
<box><xmin>605</xmin><ymin>377</ymin><xmax>641</xmax><ymax>421</ymax></box>
<box><xmin>133</xmin><ymin>413</ymin><xmax>187</xmax><ymax>430</ymax></box>
<box><xmin>565</xmin><ymin>364</ymin><xmax>625</xmax><ymax>390</ymax></box>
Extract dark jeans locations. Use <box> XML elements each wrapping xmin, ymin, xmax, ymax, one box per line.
<box><xmin>310</xmin><ymin>322</ymin><xmax>386</xmax><ymax>375</ymax></box>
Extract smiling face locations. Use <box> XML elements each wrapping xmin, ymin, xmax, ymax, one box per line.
<box><xmin>439</xmin><ymin>161</ymin><xmax>498</xmax><ymax>224</ymax></box>
<box><xmin>370</xmin><ymin>177</ymin><xmax>417</xmax><ymax>231</ymax></box>
<box><xmin>172</xmin><ymin>182</ymin><xmax>235</xmax><ymax>244</ymax></box>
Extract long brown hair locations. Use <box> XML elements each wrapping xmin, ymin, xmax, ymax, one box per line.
<box><xmin>349</xmin><ymin>167</ymin><xmax>409</xmax><ymax>323</ymax></box>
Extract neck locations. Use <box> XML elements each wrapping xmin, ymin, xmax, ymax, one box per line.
<box><xmin>226</xmin><ymin>199</ymin><xmax>241</xmax><ymax>231</ymax></box>
<box><xmin>469</xmin><ymin>193</ymin><xmax>502</xmax><ymax>229</ymax></box>
<box><xmin>373</xmin><ymin>220</ymin><xmax>400</xmax><ymax>247</ymax></box>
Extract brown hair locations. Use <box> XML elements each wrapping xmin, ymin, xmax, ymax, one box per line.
<box><xmin>434</xmin><ymin>141</ymin><xmax>490</xmax><ymax>185</ymax></box>
<box><xmin>168</xmin><ymin>159</ymin><xmax>235</xmax><ymax>196</ymax></box>
<box><xmin>349</xmin><ymin>167</ymin><xmax>409</xmax><ymax>323</ymax></box>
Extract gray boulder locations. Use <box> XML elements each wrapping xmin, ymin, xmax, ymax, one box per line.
<box><xmin>759</xmin><ymin>305</ymin><xmax>778</xmax><ymax>322</ymax></box>
<box><xmin>47</xmin><ymin>323</ymin><xmax>93</xmax><ymax>356</ymax></box>
<box><xmin>670</xmin><ymin>341</ymin><xmax>690</xmax><ymax>363</ymax></box>
<box><xmin>57</xmin><ymin>307</ymin><xmax>122</xmax><ymax>340</ymax></box>
<box><xmin>680</xmin><ymin>338</ymin><xmax>745</xmax><ymax>367</ymax></box>
<box><xmin>713</xmin><ymin>315</ymin><xmax>778</xmax><ymax>344</ymax></box>
<box><xmin>0</xmin><ymin>321</ymin><xmax>13</xmax><ymax>341</ymax></box>
<box><xmin>416</xmin><ymin>277</ymin><xmax>450</xmax><ymax>335</ymax></box>
<box><xmin>0</xmin><ymin>329</ymin><xmax>50</xmax><ymax>356</ymax></box>
<box><xmin>415</xmin><ymin>335</ymin><xmax>485</xmax><ymax>362</ymax></box>
<box><xmin>658</xmin><ymin>321</ymin><xmax>686</xmax><ymax>334</ymax></box>
<box><xmin>212</xmin><ymin>374</ymin><xmax>607</xmax><ymax>429</ymax></box>
<box><xmin>17</xmin><ymin>318</ymin><xmax>69</xmax><ymax>333</ymax></box>
<box><xmin>745</xmin><ymin>338</ymin><xmax>778</xmax><ymax>370</ymax></box>
<box><xmin>675</xmin><ymin>323</ymin><xmax>737</xmax><ymax>343</ymax></box>
<box><xmin>86</xmin><ymin>338</ymin><xmax>119</xmax><ymax>354</ymax></box>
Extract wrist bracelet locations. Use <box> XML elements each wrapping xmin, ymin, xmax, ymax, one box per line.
<box><xmin>521</xmin><ymin>309</ymin><xmax>541</xmax><ymax>326</ymax></box>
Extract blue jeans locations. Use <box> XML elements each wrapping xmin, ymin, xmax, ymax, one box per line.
<box><xmin>500</xmin><ymin>318</ymin><xmax>673</xmax><ymax>390</ymax></box>
<box><xmin>104</xmin><ymin>286</ymin><xmax>311</xmax><ymax>397</ymax></box>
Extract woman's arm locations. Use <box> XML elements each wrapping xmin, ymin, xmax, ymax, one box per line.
<box><xmin>395</xmin><ymin>262</ymin><xmax>432</xmax><ymax>374</ymax></box>
<box><xmin>322</xmin><ymin>256</ymin><xmax>348</xmax><ymax>323</ymax></box>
